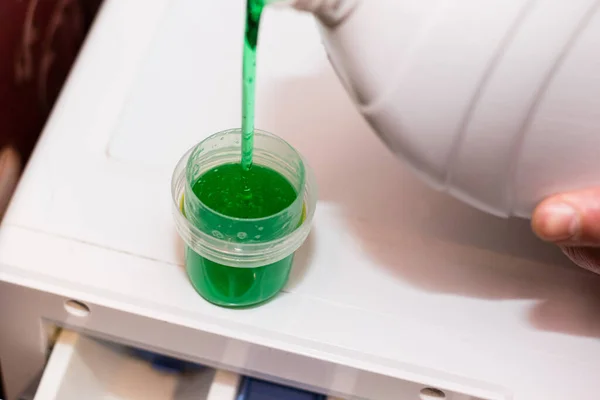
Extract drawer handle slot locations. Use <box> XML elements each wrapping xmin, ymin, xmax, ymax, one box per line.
<box><xmin>420</xmin><ymin>387</ymin><xmax>446</xmax><ymax>399</ymax></box>
<box><xmin>63</xmin><ymin>300</ymin><xmax>90</xmax><ymax>317</ymax></box>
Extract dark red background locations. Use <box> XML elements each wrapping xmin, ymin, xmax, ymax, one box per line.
<box><xmin>0</xmin><ymin>0</ymin><xmax>102</xmax><ymax>163</ymax></box>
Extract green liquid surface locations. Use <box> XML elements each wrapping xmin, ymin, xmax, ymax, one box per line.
<box><xmin>192</xmin><ymin>163</ymin><xmax>296</xmax><ymax>219</ymax></box>
<box><xmin>241</xmin><ymin>0</ymin><xmax>265</xmax><ymax>170</ymax></box>
<box><xmin>186</xmin><ymin>163</ymin><xmax>299</xmax><ymax>307</ymax></box>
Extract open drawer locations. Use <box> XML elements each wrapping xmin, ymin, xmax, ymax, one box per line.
<box><xmin>32</xmin><ymin>330</ymin><xmax>243</xmax><ymax>400</ymax></box>
<box><xmin>32</xmin><ymin>330</ymin><xmax>340</xmax><ymax>400</ymax></box>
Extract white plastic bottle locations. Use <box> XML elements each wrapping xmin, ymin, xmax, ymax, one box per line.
<box><xmin>286</xmin><ymin>0</ymin><xmax>600</xmax><ymax>218</ymax></box>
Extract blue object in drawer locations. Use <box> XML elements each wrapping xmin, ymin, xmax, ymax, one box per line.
<box><xmin>132</xmin><ymin>349</ymin><xmax>203</xmax><ymax>373</ymax></box>
<box><xmin>237</xmin><ymin>377</ymin><xmax>326</xmax><ymax>400</ymax></box>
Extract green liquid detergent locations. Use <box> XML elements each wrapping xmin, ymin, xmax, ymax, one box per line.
<box><xmin>186</xmin><ymin>163</ymin><xmax>300</xmax><ymax>307</ymax></box>
<box><xmin>184</xmin><ymin>0</ymin><xmax>303</xmax><ymax>307</ymax></box>
<box><xmin>241</xmin><ymin>0</ymin><xmax>264</xmax><ymax>170</ymax></box>
<box><xmin>193</xmin><ymin>163</ymin><xmax>296</xmax><ymax>219</ymax></box>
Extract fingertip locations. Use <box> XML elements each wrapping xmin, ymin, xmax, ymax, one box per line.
<box><xmin>532</xmin><ymin>199</ymin><xmax>579</xmax><ymax>242</ymax></box>
<box><xmin>534</xmin><ymin>188</ymin><xmax>600</xmax><ymax>246</ymax></box>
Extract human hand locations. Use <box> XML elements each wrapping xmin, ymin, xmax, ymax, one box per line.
<box><xmin>532</xmin><ymin>188</ymin><xmax>600</xmax><ymax>273</ymax></box>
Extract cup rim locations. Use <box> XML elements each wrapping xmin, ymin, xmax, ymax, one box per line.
<box><xmin>171</xmin><ymin>128</ymin><xmax>318</xmax><ymax>268</ymax></box>
<box><xmin>184</xmin><ymin>128</ymin><xmax>306</xmax><ymax>224</ymax></box>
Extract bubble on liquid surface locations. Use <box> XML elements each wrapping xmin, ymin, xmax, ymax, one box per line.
<box><xmin>237</xmin><ymin>232</ymin><xmax>248</xmax><ymax>240</ymax></box>
<box><xmin>257</xmin><ymin>226</ymin><xmax>264</xmax><ymax>231</ymax></box>
<box><xmin>212</xmin><ymin>230</ymin><xmax>224</xmax><ymax>239</ymax></box>
<box><xmin>254</xmin><ymin>235</ymin><xmax>261</xmax><ymax>240</ymax></box>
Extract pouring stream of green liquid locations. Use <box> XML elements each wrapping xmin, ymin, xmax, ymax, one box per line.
<box><xmin>241</xmin><ymin>0</ymin><xmax>265</xmax><ymax>170</ymax></box>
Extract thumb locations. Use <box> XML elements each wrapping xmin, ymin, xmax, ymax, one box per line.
<box><xmin>532</xmin><ymin>187</ymin><xmax>600</xmax><ymax>247</ymax></box>
<box><xmin>561</xmin><ymin>247</ymin><xmax>600</xmax><ymax>274</ymax></box>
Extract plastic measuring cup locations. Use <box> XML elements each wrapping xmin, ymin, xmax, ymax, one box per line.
<box><xmin>171</xmin><ymin>128</ymin><xmax>317</xmax><ymax>307</ymax></box>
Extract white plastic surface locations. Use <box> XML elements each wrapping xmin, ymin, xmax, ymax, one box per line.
<box><xmin>447</xmin><ymin>0</ymin><xmax>591</xmax><ymax>214</ymax></box>
<box><xmin>2</xmin><ymin>0</ymin><xmax>600</xmax><ymax>400</ymax></box>
<box><xmin>317</xmin><ymin>0</ymin><xmax>600</xmax><ymax>217</ymax></box>
<box><xmin>34</xmin><ymin>330</ymin><xmax>240</xmax><ymax>400</ymax></box>
<box><xmin>512</xmin><ymin>1</ymin><xmax>600</xmax><ymax>217</ymax></box>
<box><xmin>205</xmin><ymin>370</ymin><xmax>242</xmax><ymax>400</ymax></box>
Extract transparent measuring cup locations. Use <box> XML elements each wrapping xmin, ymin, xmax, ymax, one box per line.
<box><xmin>171</xmin><ymin>129</ymin><xmax>317</xmax><ymax>307</ymax></box>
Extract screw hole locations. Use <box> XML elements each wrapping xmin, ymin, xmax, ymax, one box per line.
<box><xmin>64</xmin><ymin>300</ymin><xmax>90</xmax><ymax>317</ymax></box>
<box><xmin>420</xmin><ymin>388</ymin><xmax>446</xmax><ymax>399</ymax></box>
